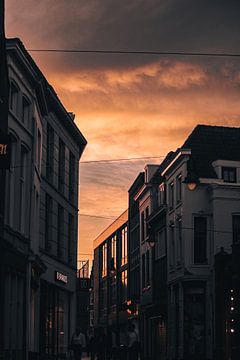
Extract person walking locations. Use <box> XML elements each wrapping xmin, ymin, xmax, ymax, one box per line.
<box><xmin>71</xmin><ymin>328</ymin><xmax>86</xmax><ymax>360</ymax></box>
<box><xmin>127</xmin><ymin>323</ymin><xmax>139</xmax><ymax>360</ymax></box>
<box><xmin>96</xmin><ymin>327</ymin><xmax>106</xmax><ymax>360</ymax></box>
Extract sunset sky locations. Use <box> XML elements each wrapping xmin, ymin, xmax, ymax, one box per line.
<box><xmin>6</xmin><ymin>0</ymin><xmax>240</xmax><ymax>263</ymax></box>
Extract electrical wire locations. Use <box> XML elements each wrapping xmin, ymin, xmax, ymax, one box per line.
<box><xmin>28</xmin><ymin>48</ymin><xmax>240</xmax><ymax>58</ymax></box>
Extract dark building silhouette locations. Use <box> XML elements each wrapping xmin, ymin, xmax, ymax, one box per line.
<box><xmin>0</xmin><ymin>38</ymin><xmax>87</xmax><ymax>359</ymax></box>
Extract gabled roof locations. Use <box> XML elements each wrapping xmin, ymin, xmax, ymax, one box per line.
<box><xmin>182</xmin><ymin>124</ymin><xmax>240</xmax><ymax>178</ymax></box>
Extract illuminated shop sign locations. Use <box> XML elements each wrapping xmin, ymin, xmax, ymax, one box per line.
<box><xmin>55</xmin><ymin>271</ymin><xmax>68</xmax><ymax>284</ymax></box>
<box><xmin>0</xmin><ymin>134</ymin><xmax>10</xmax><ymax>169</ymax></box>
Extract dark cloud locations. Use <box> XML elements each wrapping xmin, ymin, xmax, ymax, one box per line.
<box><xmin>6</xmin><ymin>0</ymin><xmax>240</xmax><ymax>71</ymax></box>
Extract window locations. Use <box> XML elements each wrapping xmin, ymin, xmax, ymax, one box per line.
<box><xmin>46</xmin><ymin>124</ymin><xmax>54</xmax><ymax>181</ymax></box>
<box><xmin>22</xmin><ymin>96</ymin><xmax>31</xmax><ymax>125</ymax></box>
<box><xmin>68</xmin><ymin>214</ymin><xmax>74</xmax><ymax>264</ymax></box>
<box><xmin>69</xmin><ymin>151</ymin><xmax>75</xmax><ymax>202</ymax></box>
<box><xmin>142</xmin><ymin>254</ymin><xmax>145</xmax><ymax>288</ymax></box>
<box><xmin>36</xmin><ymin>129</ymin><xmax>41</xmax><ymax>170</ymax></box>
<box><xmin>141</xmin><ymin>211</ymin><xmax>145</xmax><ymax>242</ymax></box>
<box><xmin>10</xmin><ymin>82</ymin><xmax>19</xmax><ymax>115</ymax></box>
<box><xmin>222</xmin><ymin>167</ymin><xmax>236</xmax><ymax>183</ymax></box>
<box><xmin>101</xmin><ymin>243</ymin><xmax>107</xmax><ymax>278</ymax></box>
<box><xmin>177</xmin><ymin>219</ymin><xmax>182</xmax><ymax>264</ymax></box>
<box><xmin>194</xmin><ymin>217</ymin><xmax>207</xmax><ymax>264</ymax></box>
<box><xmin>111</xmin><ymin>235</ymin><xmax>117</xmax><ymax>270</ymax></box>
<box><xmin>58</xmin><ymin>139</ymin><xmax>65</xmax><ymax>193</ymax></box>
<box><xmin>145</xmin><ymin>207</ymin><xmax>149</xmax><ymax>237</ymax></box>
<box><xmin>176</xmin><ymin>174</ymin><xmax>182</xmax><ymax>203</ymax></box>
<box><xmin>45</xmin><ymin>194</ymin><xmax>52</xmax><ymax>251</ymax></box>
<box><xmin>169</xmin><ymin>225</ymin><xmax>175</xmax><ymax>267</ymax></box>
<box><xmin>146</xmin><ymin>250</ymin><xmax>150</xmax><ymax>286</ymax></box>
<box><xmin>155</xmin><ymin>229</ymin><xmax>166</xmax><ymax>260</ymax></box>
<box><xmin>121</xmin><ymin>227</ymin><xmax>128</xmax><ymax>266</ymax></box>
<box><xmin>110</xmin><ymin>275</ymin><xmax>117</xmax><ymax>305</ymax></box>
<box><xmin>19</xmin><ymin>145</ymin><xmax>28</xmax><ymax>233</ymax></box>
<box><xmin>169</xmin><ymin>182</ymin><xmax>174</xmax><ymax>209</ymax></box>
<box><xmin>159</xmin><ymin>183</ymin><xmax>166</xmax><ymax>205</ymax></box>
<box><xmin>57</xmin><ymin>205</ymin><xmax>64</xmax><ymax>258</ymax></box>
<box><xmin>121</xmin><ymin>270</ymin><xmax>128</xmax><ymax>302</ymax></box>
<box><xmin>233</xmin><ymin>215</ymin><xmax>240</xmax><ymax>245</ymax></box>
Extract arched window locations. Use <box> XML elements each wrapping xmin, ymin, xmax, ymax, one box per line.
<box><xmin>10</xmin><ymin>81</ymin><xmax>20</xmax><ymax>116</ymax></box>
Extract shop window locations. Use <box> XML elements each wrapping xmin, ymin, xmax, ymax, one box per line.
<box><xmin>222</xmin><ymin>167</ymin><xmax>236</xmax><ymax>183</ymax></box>
<box><xmin>110</xmin><ymin>275</ymin><xmax>117</xmax><ymax>306</ymax></box>
<box><xmin>194</xmin><ymin>217</ymin><xmax>207</xmax><ymax>264</ymax></box>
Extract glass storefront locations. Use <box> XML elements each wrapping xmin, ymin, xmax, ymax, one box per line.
<box><xmin>40</xmin><ymin>281</ymin><xmax>70</xmax><ymax>358</ymax></box>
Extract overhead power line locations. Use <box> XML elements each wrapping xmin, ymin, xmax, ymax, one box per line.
<box><xmin>28</xmin><ymin>48</ymin><xmax>240</xmax><ymax>58</ymax></box>
<box><xmin>78</xmin><ymin>213</ymin><xmax>115</xmax><ymax>220</ymax></box>
<box><xmin>81</xmin><ymin>156</ymin><xmax>165</xmax><ymax>164</ymax></box>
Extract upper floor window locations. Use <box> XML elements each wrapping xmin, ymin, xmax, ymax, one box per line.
<box><xmin>145</xmin><ymin>207</ymin><xmax>149</xmax><ymax>238</ymax></box>
<box><xmin>141</xmin><ymin>211</ymin><xmax>145</xmax><ymax>242</ymax></box>
<box><xmin>222</xmin><ymin>167</ymin><xmax>236</xmax><ymax>183</ymax></box>
<box><xmin>68</xmin><ymin>213</ymin><xmax>74</xmax><ymax>264</ymax></box>
<box><xmin>169</xmin><ymin>182</ymin><xmax>174</xmax><ymax>210</ymax></box>
<box><xmin>69</xmin><ymin>151</ymin><xmax>75</xmax><ymax>202</ymax></box>
<box><xmin>10</xmin><ymin>82</ymin><xmax>20</xmax><ymax>115</ymax></box>
<box><xmin>233</xmin><ymin>215</ymin><xmax>240</xmax><ymax>245</ymax></box>
<box><xmin>142</xmin><ymin>254</ymin><xmax>145</xmax><ymax>288</ymax></box>
<box><xmin>57</xmin><ymin>204</ymin><xmax>64</xmax><ymax>258</ymax></box>
<box><xmin>121</xmin><ymin>227</ymin><xmax>128</xmax><ymax>266</ymax></box>
<box><xmin>111</xmin><ymin>235</ymin><xmax>117</xmax><ymax>270</ymax></box>
<box><xmin>19</xmin><ymin>145</ymin><xmax>29</xmax><ymax>234</ymax></box>
<box><xmin>36</xmin><ymin>129</ymin><xmax>41</xmax><ymax>170</ymax></box>
<box><xmin>45</xmin><ymin>193</ymin><xmax>53</xmax><ymax>251</ymax></box>
<box><xmin>159</xmin><ymin>183</ymin><xmax>166</xmax><ymax>206</ymax></box>
<box><xmin>46</xmin><ymin>123</ymin><xmax>54</xmax><ymax>181</ymax></box>
<box><xmin>155</xmin><ymin>229</ymin><xmax>166</xmax><ymax>260</ymax></box>
<box><xmin>58</xmin><ymin>138</ymin><xmax>65</xmax><ymax>193</ymax></box>
<box><xmin>101</xmin><ymin>243</ymin><xmax>107</xmax><ymax>278</ymax></box>
<box><xmin>176</xmin><ymin>174</ymin><xmax>182</xmax><ymax>203</ymax></box>
<box><xmin>194</xmin><ymin>217</ymin><xmax>207</xmax><ymax>264</ymax></box>
<box><xmin>121</xmin><ymin>270</ymin><xmax>128</xmax><ymax>302</ymax></box>
<box><xmin>22</xmin><ymin>96</ymin><xmax>31</xmax><ymax>125</ymax></box>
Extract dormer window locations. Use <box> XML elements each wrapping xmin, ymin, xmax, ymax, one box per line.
<box><xmin>222</xmin><ymin>167</ymin><xmax>236</xmax><ymax>183</ymax></box>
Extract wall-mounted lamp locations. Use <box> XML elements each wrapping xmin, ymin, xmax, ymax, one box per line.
<box><xmin>147</xmin><ymin>236</ymin><xmax>155</xmax><ymax>248</ymax></box>
<box><xmin>183</xmin><ymin>158</ymin><xmax>199</xmax><ymax>191</ymax></box>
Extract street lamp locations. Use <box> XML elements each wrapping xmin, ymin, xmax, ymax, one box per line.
<box><xmin>183</xmin><ymin>158</ymin><xmax>199</xmax><ymax>190</ymax></box>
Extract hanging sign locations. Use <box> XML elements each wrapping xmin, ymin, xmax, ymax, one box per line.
<box><xmin>0</xmin><ymin>134</ymin><xmax>10</xmax><ymax>169</ymax></box>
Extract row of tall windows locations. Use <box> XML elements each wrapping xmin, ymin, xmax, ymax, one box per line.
<box><xmin>5</xmin><ymin>136</ymin><xmax>30</xmax><ymax>236</ymax></box>
<box><xmin>10</xmin><ymin>81</ymin><xmax>32</xmax><ymax>128</ymax></box>
<box><xmin>169</xmin><ymin>174</ymin><xmax>182</xmax><ymax>210</ymax></box>
<box><xmin>46</xmin><ymin>124</ymin><xmax>76</xmax><ymax>202</ymax></box>
<box><xmin>141</xmin><ymin>206</ymin><xmax>149</xmax><ymax>242</ymax></box>
<box><xmin>44</xmin><ymin>193</ymin><xmax>75</xmax><ymax>264</ymax></box>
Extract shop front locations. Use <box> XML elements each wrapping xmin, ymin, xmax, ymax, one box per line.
<box><xmin>39</xmin><ymin>269</ymin><xmax>75</xmax><ymax>359</ymax></box>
